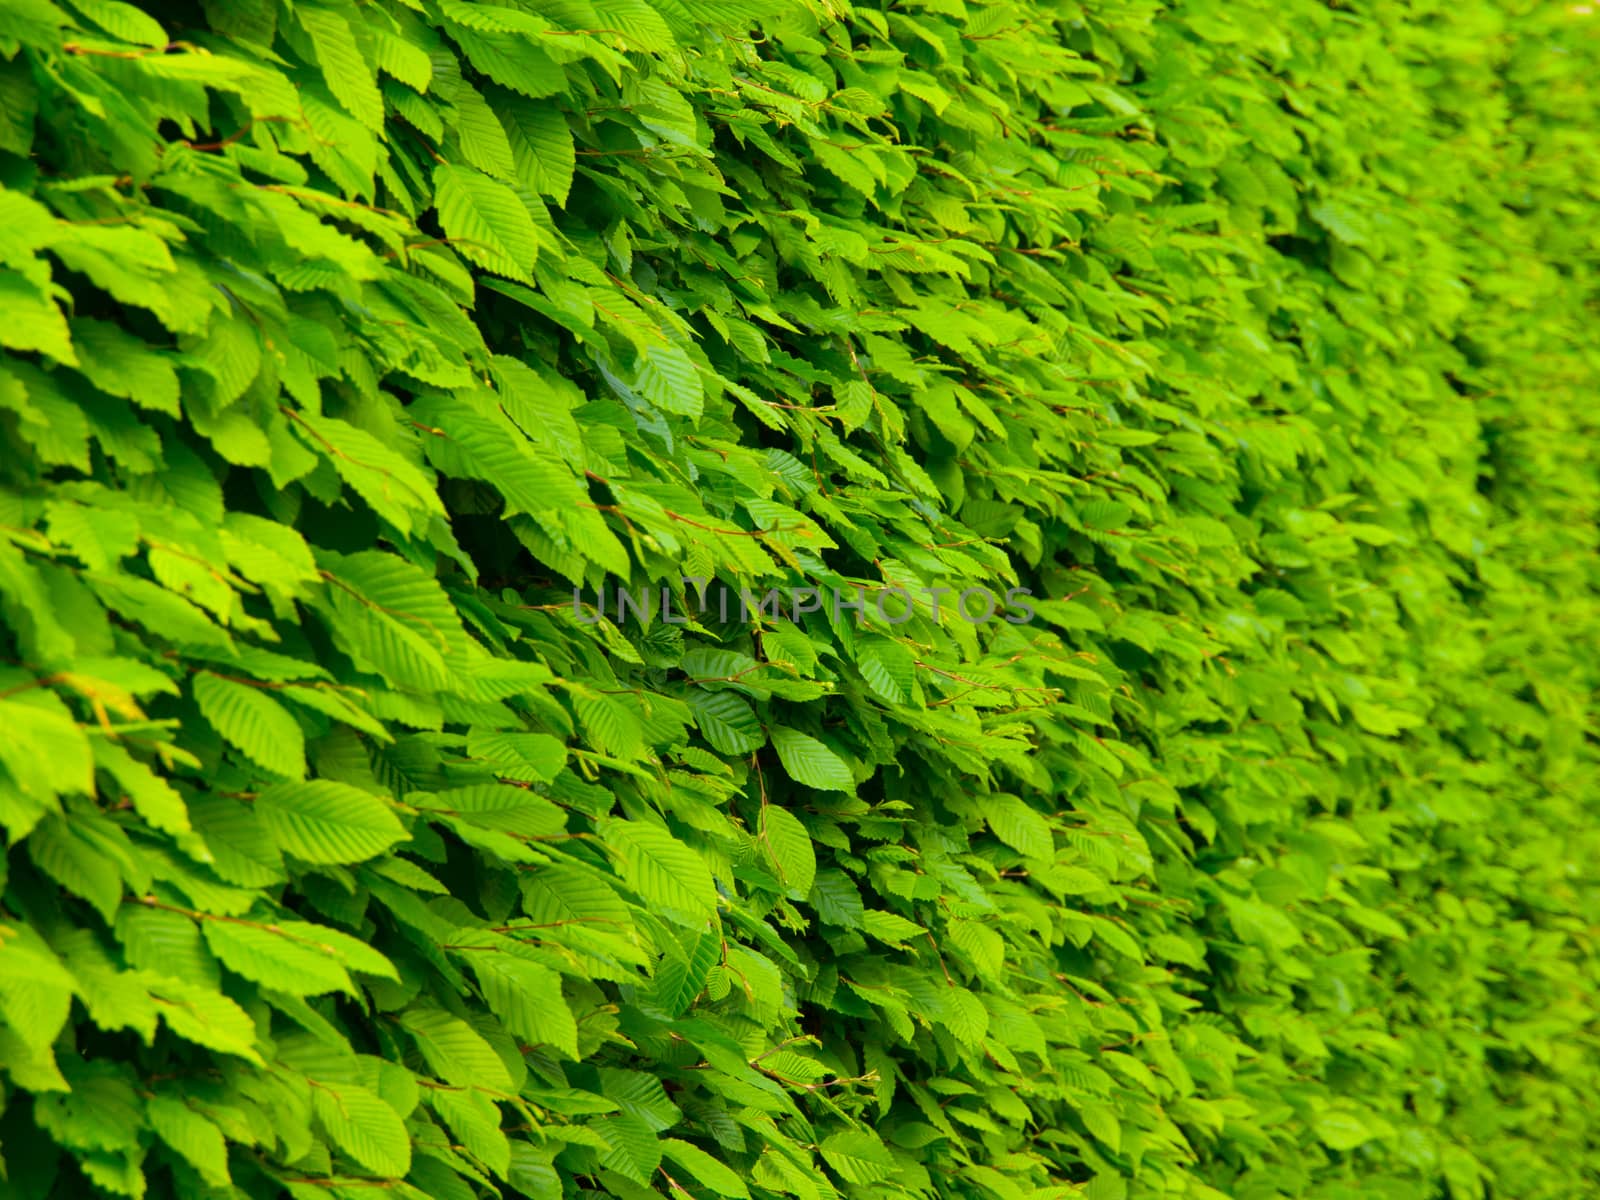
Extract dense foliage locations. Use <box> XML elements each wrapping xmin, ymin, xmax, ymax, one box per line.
<box><xmin>1</xmin><ymin>0</ymin><xmax>1597</xmax><ymax>1198</ymax></box>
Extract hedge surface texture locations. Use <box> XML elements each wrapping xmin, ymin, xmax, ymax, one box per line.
<box><xmin>0</xmin><ymin>0</ymin><xmax>1597</xmax><ymax>1198</ymax></box>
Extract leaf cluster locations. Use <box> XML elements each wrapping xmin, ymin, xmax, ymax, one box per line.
<box><xmin>0</xmin><ymin>1</ymin><xmax>1597</xmax><ymax>1199</ymax></box>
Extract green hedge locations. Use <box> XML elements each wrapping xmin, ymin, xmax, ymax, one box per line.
<box><xmin>1</xmin><ymin>0</ymin><xmax>1598</xmax><ymax>1198</ymax></box>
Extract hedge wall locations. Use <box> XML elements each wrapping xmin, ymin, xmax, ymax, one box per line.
<box><xmin>1</xmin><ymin>0</ymin><xmax>1598</xmax><ymax>1198</ymax></box>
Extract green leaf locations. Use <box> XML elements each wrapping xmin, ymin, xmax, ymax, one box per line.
<box><xmin>69</xmin><ymin>317</ymin><xmax>179</xmax><ymax>414</ymax></box>
<box><xmin>450</xmin><ymin>80</ymin><xmax>518</xmax><ymax>182</ymax></box>
<box><xmin>28</xmin><ymin>813</ymin><xmax>125</xmax><ymax>923</ymax></box>
<box><xmin>439</xmin><ymin>0</ymin><xmax>550</xmax><ymax>34</ymax></box>
<box><xmin>370</xmin><ymin>27</ymin><xmax>432</xmax><ymax>91</ymax></box>
<box><xmin>434</xmin><ymin>162</ymin><xmax>540</xmax><ymax>281</ymax></box>
<box><xmin>289</xmin><ymin>411</ymin><xmax>444</xmax><ymax>535</ymax></box>
<box><xmin>410</xmin><ymin>391</ymin><xmax>578</xmax><ymax>516</ymax></box>
<box><xmin>660</xmin><ymin>1138</ymin><xmax>750</xmax><ymax>1198</ymax></box>
<box><xmin>985</xmin><ymin>795</ymin><xmax>1053</xmax><ymax>859</ymax></box>
<box><xmin>398</xmin><ymin>1006</ymin><xmax>514</xmax><ymax>1090</ymax></box>
<box><xmin>596</xmin><ymin>1110</ymin><xmax>662</xmax><ymax>1183</ymax></box>
<box><xmin>467</xmin><ymin>729</ymin><xmax>567</xmax><ymax>783</ymax></box>
<box><xmin>809</xmin><ymin>869</ymin><xmax>864</xmax><ymax>929</ymax></box>
<box><xmin>650</xmin><ymin>928</ymin><xmax>719</xmax><ymax>1015</ymax></box>
<box><xmin>418</xmin><ymin>784</ymin><xmax>565</xmax><ymax>836</ymax></box>
<box><xmin>689</xmin><ymin>690</ymin><xmax>765</xmax><ymax>755</ymax></box>
<box><xmin>502</xmin><ymin>99</ymin><xmax>575</xmax><ymax>203</ymax></box>
<box><xmin>601</xmin><ymin>818</ymin><xmax>717</xmax><ymax>923</ymax></box>
<box><xmin>33</xmin><ymin>1060</ymin><xmax>142</xmax><ymax>1152</ymax></box>
<box><xmin>256</xmin><ymin>779</ymin><xmax>407</xmax><ymax>864</ymax></box>
<box><xmin>115</xmin><ymin>904</ymin><xmax>219</xmax><ymax>989</ymax></box>
<box><xmin>193</xmin><ymin>672</ymin><xmax>307</xmax><ymax>780</ymax></box>
<box><xmin>576</xmin><ymin>691</ymin><xmax>645</xmax><ymax>760</ymax></box>
<box><xmin>44</xmin><ymin>499</ymin><xmax>139</xmax><ymax>573</ymax></box>
<box><xmin>146</xmin><ymin>1095</ymin><xmax>231</xmax><ymax>1187</ymax></box>
<box><xmin>938</xmin><ymin>987</ymin><xmax>989</xmax><ymax>1048</ymax></box>
<box><xmin>635</xmin><ymin>343</ymin><xmax>703</xmax><ymax>418</ymax></box>
<box><xmin>187</xmin><ymin>794</ymin><xmax>285</xmax><ymax>888</ymax></box>
<box><xmin>0</xmin><ymin>273</ymin><xmax>77</xmax><ymax>365</ymax></box>
<box><xmin>430</xmin><ymin>1085</ymin><xmax>512</xmax><ymax>1177</ymax></box>
<box><xmin>759</xmin><ymin>805</ymin><xmax>815</xmax><ymax>897</ymax></box>
<box><xmin>147</xmin><ymin>976</ymin><xmax>262</xmax><ymax>1063</ymax></box>
<box><xmin>311</xmin><ymin>1080</ymin><xmax>412</xmax><ymax>1177</ymax></box>
<box><xmin>296</xmin><ymin>6</ymin><xmax>384</xmax><ymax>130</ymax></box>
<box><xmin>1080</xmin><ymin>1102</ymin><xmax>1122</xmax><ymax>1152</ymax></box>
<box><xmin>1315</xmin><ymin>1111</ymin><xmax>1374</xmax><ymax>1151</ymax></box>
<box><xmin>856</xmin><ymin>636</ymin><xmax>915</xmax><ymax>705</ymax></box>
<box><xmin>0</xmin><ymin>924</ymin><xmax>76</xmax><ymax>1054</ymax></box>
<box><xmin>591</xmin><ymin>0</ymin><xmax>677</xmax><ymax>53</ymax></box>
<box><xmin>770</xmin><ymin>728</ymin><xmax>854</xmax><ymax>793</ymax></box>
<box><xmin>820</xmin><ymin>1129</ymin><xmax>896</xmax><ymax>1185</ymax></box>
<box><xmin>862</xmin><ymin>909</ymin><xmax>926</xmax><ymax>946</ymax></box>
<box><xmin>469</xmin><ymin>954</ymin><xmax>579</xmax><ymax>1058</ymax></box>
<box><xmin>202</xmin><ymin>918</ymin><xmax>354</xmax><ymax>996</ymax></box>
<box><xmin>0</xmin><ymin>692</ymin><xmax>93</xmax><ymax>799</ymax></box>
<box><xmin>316</xmin><ymin>549</ymin><xmax>464</xmax><ymax>691</ymax></box>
